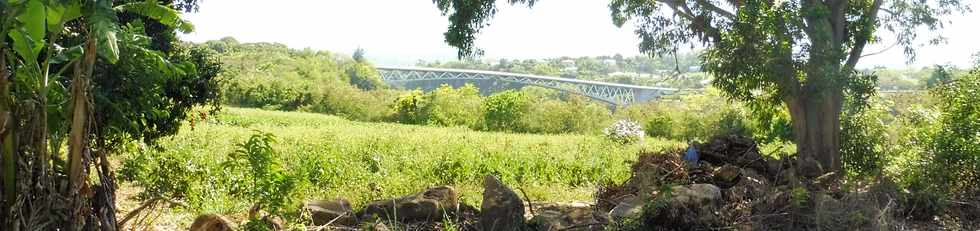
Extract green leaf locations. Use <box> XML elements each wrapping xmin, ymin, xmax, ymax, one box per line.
<box><xmin>16</xmin><ymin>0</ymin><xmax>46</xmax><ymax>42</ymax></box>
<box><xmin>98</xmin><ymin>31</ymin><xmax>119</xmax><ymax>63</ymax></box>
<box><xmin>115</xmin><ymin>0</ymin><xmax>195</xmax><ymax>33</ymax></box>
<box><xmin>87</xmin><ymin>0</ymin><xmax>119</xmax><ymax>63</ymax></box>
<box><xmin>49</xmin><ymin>44</ymin><xmax>83</xmax><ymax>64</ymax></box>
<box><xmin>6</xmin><ymin>0</ymin><xmax>25</xmax><ymax>8</ymax></box>
<box><xmin>8</xmin><ymin>29</ymin><xmax>42</xmax><ymax>64</ymax></box>
<box><xmin>45</xmin><ymin>3</ymin><xmax>64</xmax><ymax>29</ymax></box>
<box><xmin>46</xmin><ymin>1</ymin><xmax>82</xmax><ymax>30</ymax></box>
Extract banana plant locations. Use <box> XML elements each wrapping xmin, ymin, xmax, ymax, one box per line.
<box><xmin>0</xmin><ymin>0</ymin><xmax>193</xmax><ymax>229</ymax></box>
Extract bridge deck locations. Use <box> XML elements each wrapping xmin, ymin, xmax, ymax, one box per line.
<box><xmin>377</xmin><ymin>66</ymin><xmax>678</xmax><ymax>91</ymax></box>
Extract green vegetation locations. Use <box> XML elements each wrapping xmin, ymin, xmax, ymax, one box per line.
<box><xmin>434</xmin><ymin>0</ymin><xmax>967</xmax><ymax>177</ymax></box>
<box><xmin>429</xmin><ymin>0</ymin><xmax>979</xmax><ymax>228</ymax></box>
<box><xmin>204</xmin><ymin>39</ymin><xmax>622</xmax><ymax>135</ymax></box>
<box><xmin>2</xmin><ymin>0</ymin><xmax>978</xmax><ymax>230</ymax></box>
<box><xmin>619</xmin><ymin>90</ymin><xmax>761</xmax><ymax>142</ymax></box>
<box><xmin>0</xmin><ymin>0</ymin><xmax>219</xmax><ymax>229</ymax></box>
<box><xmin>211</xmin><ymin>39</ymin><xmax>398</xmax><ymax>121</ymax></box>
<box><xmin>891</xmin><ymin>68</ymin><xmax>980</xmax><ymax>219</ymax></box>
<box><xmin>119</xmin><ymin>107</ymin><xmax>681</xmax><ymax>224</ymax></box>
<box><xmin>393</xmin><ymin>84</ymin><xmax>484</xmax><ymax>127</ymax></box>
<box><xmin>482</xmin><ymin>90</ymin><xmax>532</xmax><ymax>131</ymax></box>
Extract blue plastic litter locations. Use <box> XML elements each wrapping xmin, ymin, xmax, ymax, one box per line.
<box><xmin>683</xmin><ymin>144</ymin><xmax>699</xmax><ymax>166</ymax></box>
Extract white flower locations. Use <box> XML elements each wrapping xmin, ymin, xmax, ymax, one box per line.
<box><xmin>604</xmin><ymin>119</ymin><xmax>645</xmax><ymax>144</ymax></box>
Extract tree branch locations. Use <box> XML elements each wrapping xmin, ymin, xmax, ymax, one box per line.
<box><xmin>860</xmin><ymin>39</ymin><xmax>899</xmax><ymax>58</ymax></box>
<box><xmin>117</xmin><ymin>198</ymin><xmax>160</xmax><ymax>229</ymax></box>
<box><xmin>695</xmin><ymin>0</ymin><xmax>735</xmax><ymax>19</ymax></box>
<box><xmin>662</xmin><ymin>0</ymin><xmax>723</xmax><ymax>42</ymax></box>
<box><xmin>843</xmin><ymin>0</ymin><xmax>884</xmax><ymax>71</ymax></box>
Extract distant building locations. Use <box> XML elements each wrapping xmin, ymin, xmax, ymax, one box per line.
<box><xmin>560</xmin><ymin>59</ymin><xmax>576</xmax><ymax>68</ymax></box>
<box><xmin>602</xmin><ymin>59</ymin><xmax>617</xmax><ymax>66</ymax></box>
<box><xmin>609</xmin><ymin>71</ymin><xmax>641</xmax><ymax>77</ymax></box>
<box><xmin>560</xmin><ymin>59</ymin><xmax>577</xmax><ymax>72</ymax></box>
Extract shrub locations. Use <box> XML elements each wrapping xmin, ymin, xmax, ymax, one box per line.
<box><xmin>392</xmin><ymin>90</ymin><xmax>429</xmax><ymax>124</ymax></box>
<box><xmin>901</xmin><ymin>180</ymin><xmax>948</xmax><ymax>221</ymax></box>
<box><xmin>521</xmin><ymin>94</ymin><xmax>612</xmax><ymax>134</ymax></box>
<box><xmin>391</xmin><ymin>86</ymin><xmax>610</xmax><ymax>134</ymax></box>
<box><xmin>841</xmin><ymin>97</ymin><xmax>891</xmax><ymax>177</ymax></box>
<box><xmin>300</xmin><ymin>85</ymin><xmax>397</xmax><ymax>121</ymax></box>
<box><xmin>644</xmin><ymin>115</ymin><xmax>673</xmax><ymax>138</ymax></box>
<box><xmin>893</xmin><ymin>65</ymin><xmax>980</xmax><ymax>220</ymax></box>
<box><xmin>346</xmin><ymin>62</ymin><xmax>385</xmax><ymax>90</ymax></box>
<box><xmin>392</xmin><ymin>84</ymin><xmax>484</xmax><ymax>127</ymax></box>
<box><xmin>603</xmin><ymin>119</ymin><xmax>645</xmax><ymax>144</ymax></box>
<box><xmin>424</xmin><ymin>84</ymin><xmax>484</xmax><ymax>127</ymax></box>
<box><xmin>118</xmin><ymin>147</ymin><xmax>206</xmax><ymax>203</ymax></box>
<box><xmin>222</xmin><ymin>132</ymin><xmax>299</xmax><ymax>216</ymax></box>
<box><xmin>923</xmin><ymin>69</ymin><xmax>980</xmax><ymax>197</ymax></box>
<box><xmin>619</xmin><ymin>89</ymin><xmax>759</xmax><ymax>142</ymax></box>
<box><xmin>483</xmin><ymin>90</ymin><xmax>531</xmax><ymax>131</ymax></box>
<box><xmin>716</xmin><ymin>108</ymin><xmax>754</xmax><ymax>137</ymax></box>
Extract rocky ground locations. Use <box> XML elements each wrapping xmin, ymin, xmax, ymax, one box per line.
<box><xmin>190</xmin><ymin>135</ymin><xmax>979</xmax><ymax>231</ymax></box>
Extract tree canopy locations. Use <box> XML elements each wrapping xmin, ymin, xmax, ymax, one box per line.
<box><xmin>0</xmin><ymin>0</ymin><xmax>217</xmax><ymax>229</ymax></box>
<box><xmin>432</xmin><ymin>0</ymin><xmax>968</xmax><ymax>176</ymax></box>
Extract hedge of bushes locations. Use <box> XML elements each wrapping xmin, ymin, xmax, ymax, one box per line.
<box><xmin>393</xmin><ymin>85</ymin><xmax>613</xmax><ymax>134</ymax></box>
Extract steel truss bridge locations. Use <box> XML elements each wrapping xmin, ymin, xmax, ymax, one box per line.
<box><xmin>377</xmin><ymin>67</ymin><xmax>678</xmax><ymax>106</ymax></box>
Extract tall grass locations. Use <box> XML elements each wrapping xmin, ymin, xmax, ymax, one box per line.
<box><xmin>121</xmin><ymin>107</ymin><xmax>681</xmax><ymax>222</ymax></box>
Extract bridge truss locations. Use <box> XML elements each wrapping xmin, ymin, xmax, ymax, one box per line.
<box><xmin>377</xmin><ymin>67</ymin><xmax>677</xmax><ymax>106</ymax></box>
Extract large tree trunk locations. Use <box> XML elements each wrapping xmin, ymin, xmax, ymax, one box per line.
<box><xmin>786</xmin><ymin>86</ymin><xmax>844</xmax><ymax>177</ymax></box>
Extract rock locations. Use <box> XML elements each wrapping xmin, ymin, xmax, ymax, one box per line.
<box><xmin>368</xmin><ymin>222</ymin><xmax>390</xmax><ymax>231</ymax></box>
<box><xmin>609</xmin><ymin>183</ymin><xmax>725</xmax><ymax>229</ymax></box>
<box><xmin>726</xmin><ymin>169</ymin><xmax>770</xmax><ymax>202</ymax></box>
<box><xmin>529</xmin><ymin>203</ymin><xmax>609</xmax><ymax>231</ymax></box>
<box><xmin>608</xmin><ymin>195</ymin><xmax>644</xmax><ymax>221</ymax></box>
<box><xmin>671</xmin><ymin>184</ymin><xmax>722</xmax><ymax>206</ymax></box>
<box><xmin>480</xmin><ymin>175</ymin><xmax>525</xmax><ymax>231</ymax></box>
<box><xmin>644</xmin><ymin>184</ymin><xmax>724</xmax><ymax>229</ymax></box>
<box><xmin>261</xmin><ymin>215</ymin><xmax>284</xmax><ymax>231</ymax></box>
<box><xmin>307</xmin><ymin>199</ymin><xmax>356</xmax><ymax>226</ymax></box>
<box><xmin>358</xmin><ymin>186</ymin><xmax>459</xmax><ymax>222</ymax></box>
<box><xmin>189</xmin><ymin>214</ymin><xmax>234</xmax><ymax>231</ymax></box>
<box><xmin>712</xmin><ymin>164</ymin><xmax>741</xmax><ymax>188</ymax></box>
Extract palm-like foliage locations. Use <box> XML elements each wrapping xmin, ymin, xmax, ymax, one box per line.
<box><xmin>0</xmin><ymin>0</ymin><xmax>198</xmax><ymax>229</ymax></box>
<box><xmin>115</xmin><ymin>0</ymin><xmax>195</xmax><ymax>33</ymax></box>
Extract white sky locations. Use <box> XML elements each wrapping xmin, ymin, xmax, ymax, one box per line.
<box><xmin>179</xmin><ymin>0</ymin><xmax>980</xmax><ymax>69</ymax></box>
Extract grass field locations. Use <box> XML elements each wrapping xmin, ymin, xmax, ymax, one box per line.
<box><xmin>118</xmin><ymin>107</ymin><xmax>681</xmax><ymax>225</ymax></box>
